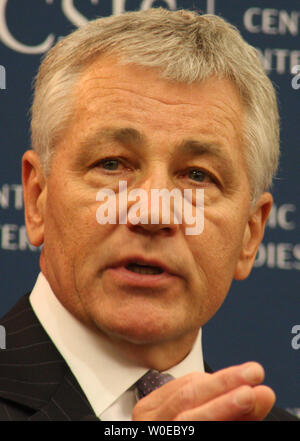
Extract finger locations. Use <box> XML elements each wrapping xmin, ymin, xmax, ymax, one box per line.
<box><xmin>173</xmin><ymin>362</ymin><xmax>265</xmax><ymax>411</ymax></box>
<box><xmin>133</xmin><ymin>362</ymin><xmax>265</xmax><ymax>420</ymax></box>
<box><xmin>236</xmin><ymin>385</ymin><xmax>276</xmax><ymax>421</ymax></box>
<box><xmin>145</xmin><ymin>361</ymin><xmax>264</xmax><ymax>403</ymax></box>
<box><xmin>174</xmin><ymin>384</ymin><xmax>276</xmax><ymax>421</ymax></box>
<box><xmin>175</xmin><ymin>386</ymin><xmax>272</xmax><ymax>421</ymax></box>
<box><xmin>161</xmin><ymin>362</ymin><xmax>264</xmax><ymax>416</ymax></box>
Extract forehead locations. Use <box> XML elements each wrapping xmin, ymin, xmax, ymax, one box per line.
<box><xmin>67</xmin><ymin>56</ymin><xmax>245</xmax><ymax>155</ymax></box>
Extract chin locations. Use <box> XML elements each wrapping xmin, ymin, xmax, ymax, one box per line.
<box><xmin>96</xmin><ymin>316</ymin><xmax>180</xmax><ymax>346</ymax></box>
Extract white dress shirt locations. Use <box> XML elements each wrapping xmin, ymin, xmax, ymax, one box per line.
<box><xmin>29</xmin><ymin>272</ymin><xmax>204</xmax><ymax>420</ymax></box>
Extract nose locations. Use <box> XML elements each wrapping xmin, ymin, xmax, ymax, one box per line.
<box><xmin>124</xmin><ymin>171</ymin><xmax>181</xmax><ymax>236</ymax></box>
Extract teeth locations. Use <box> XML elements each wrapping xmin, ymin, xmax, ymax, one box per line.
<box><xmin>126</xmin><ymin>263</ymin><xmax>163</xmax><ymax>275</ymax></box>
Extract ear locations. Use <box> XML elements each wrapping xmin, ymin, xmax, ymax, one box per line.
<box><xmin>22</xmin><ymin>150</ymin><xmax>47</xmax><ymax>247</ymax></box>
<box><xmin>234</xmin><ymin>192</ymin><xmax>273</xmax><ymax>280</ymax></box>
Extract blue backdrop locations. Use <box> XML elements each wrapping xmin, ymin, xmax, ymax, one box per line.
<box><xmin>0</xmin><ymin>0</ymin><xmax>299</xmax><ymax>415</ymax></box>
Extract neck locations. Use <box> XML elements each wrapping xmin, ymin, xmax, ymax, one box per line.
<box><xmin>99</xmin><ymin>328</ymin><xmax>200</xmax><ymax>371</ymax></box>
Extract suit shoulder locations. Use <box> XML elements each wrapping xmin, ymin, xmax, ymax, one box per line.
<box><xmin>0</xmin><ymin>397</ymin><xmax>34</xmax><ymax>421</ymax></box>
<box><xmin>265</xmin><ymin>406</ymin><xmax>300</xmax><ymax>421</ymax></box>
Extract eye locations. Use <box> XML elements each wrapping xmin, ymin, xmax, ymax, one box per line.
<box><xmin>186</xmin><ymin>168</ymin><xmax>216</xmax><ymax>184</ymax></box>
<box><xmin>188</xmin><ymin>169</ymin><xmax>207</xmax><ymax>182</ymax></box>
<box><xmin>92</xmin><ymin>157</ymin><xmax>132</xmax><ymax>172</ymax></box>
<box><xmin>100</xmin><ymin>158</ymin><xmax>120</xmax><ymax>170</ymax></box>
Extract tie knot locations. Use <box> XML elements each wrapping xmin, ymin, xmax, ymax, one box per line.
<box><xmin>136</xmin><ymin>369</ymin><xmax>174</xmax><ymax>399</ymax></box>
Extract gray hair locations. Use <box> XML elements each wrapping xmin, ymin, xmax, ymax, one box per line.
<box><xmin>31</xmin><ymin>7</ymin><xmax>279</xmax><ymax>203</ymax></box>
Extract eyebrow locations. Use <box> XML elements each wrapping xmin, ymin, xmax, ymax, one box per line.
<box><xmin>175</xmin><ymin>139</ymin><xmax>230</xmax><ymax>163</ymax></box>
<box><xmin>75</xmin><ymin>127</ymin><xmax>144</xmax><ymax>167</ymax></box>
<box><xmin>80</xmin><ymin>127</ymin><xmax>145</xmax><ymax>151</ymax></box>
<box><xmin>77</xmin><ymin>126</ymin><xmax>235</xmax><ymax>172</ymax></box>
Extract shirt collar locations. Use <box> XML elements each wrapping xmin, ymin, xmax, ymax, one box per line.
<box><xmin>30</xmin><ymin>272</ymin><xmax>204</xmax><ymax>416</ymax></box>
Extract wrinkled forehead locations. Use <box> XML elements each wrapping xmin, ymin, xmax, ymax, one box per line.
<box><xmin>76</xmin><ymin>55</ymin><xmax>244</xmax><ymax>107</ymax></box>
<box><xmin>70</xmin><ymin>56</ymin><xmax>245</xmax><ymax>140</ymax></box>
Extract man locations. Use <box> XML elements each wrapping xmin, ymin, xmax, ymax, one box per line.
<box><xmin>0</xmin><ymin>8</ymin><xmax>297</xmax><ymax>421</ymax></box>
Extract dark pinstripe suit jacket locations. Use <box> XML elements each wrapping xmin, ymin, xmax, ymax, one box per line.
<box><xmin>0</xmin><ymin>294</ymin><xmax>298</xmax><ymax>421</ymax></box>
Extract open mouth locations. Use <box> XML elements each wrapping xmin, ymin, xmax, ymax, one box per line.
<box><xmin>125</xmin><ymin>262</ymin><xmax>164</xmax><ymax>275</ymax></box>
<box><xmin>108</xmin><ymin>258</ymin><xmax>174</xmax><ymax>286</ymax></box>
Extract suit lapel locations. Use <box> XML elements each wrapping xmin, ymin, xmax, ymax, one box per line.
<box><xmin>0</xmin><ymin>294</ymin><xmax>95</xmax><ymax>420</ymax></box>
<box><xmin>28</xmin><ymin>369</ymin><xmax>94</xmax><ymax>421</ymax></box>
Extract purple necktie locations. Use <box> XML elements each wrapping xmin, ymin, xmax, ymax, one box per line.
<box><xmin>136</xmin><ymin>369</ymin><xmax>174</xmax><ymax>399</ymax></box>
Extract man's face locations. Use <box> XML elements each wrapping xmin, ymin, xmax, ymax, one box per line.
<box><xmin>25</xmin><ymin>57</ymin><xmax>269</xmax><ymax>351</ymax></box>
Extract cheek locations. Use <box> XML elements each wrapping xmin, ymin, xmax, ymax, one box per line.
<box><xmin>43</xmin><ymin>184</ymin><xmax>94</xmax><ymax>261</ymax></box>
<box><xmin>188</xmin><ymin>208</ymin><xmax>247</xmax><ymax>291</ymax></box>
<box><xmin>46</xmin><ymin>174</ymin><xmax>99</xmax><ymax>229</ymax></box>
<box><xmin>44</xmin><ymin>188</ymin><xmax>122</xmax><ymax>281</ymax></box>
